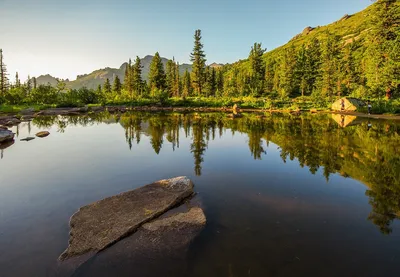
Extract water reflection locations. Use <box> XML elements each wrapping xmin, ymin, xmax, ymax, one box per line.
<box><xmin>2</xmin><ymin>111</ymin><xmax>400</xmax><ymax>234</ymax></box>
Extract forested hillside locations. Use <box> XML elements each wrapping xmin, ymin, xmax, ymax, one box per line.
<box><xmin>221</xmin><ymin>0</ymin><xmax>400</xmax><ymax>100</ymax></box>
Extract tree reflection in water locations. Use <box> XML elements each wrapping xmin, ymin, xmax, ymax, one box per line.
<box><xmin>8</xmin><ymin>111</ymin><xmax>399</xmax><ymax>234</ymax></box>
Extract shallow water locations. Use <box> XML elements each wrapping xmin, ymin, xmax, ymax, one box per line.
<box><xmin>0</xmin><ymin>112</ymin><xmax>400</xmax><ymax>277</ymax></box>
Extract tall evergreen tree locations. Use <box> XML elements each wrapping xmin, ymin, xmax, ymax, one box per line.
<box><xmin>32</xmin><ymin>77</ymin><xmax>37</xmax><ymax>90</ymax></box>
<box><xmin>165</xmin><ymin>59</ymin><xmax>176</xmax><ymax>96</ymax></box>
<box><xmin>104</xmin><ymin>78</ymin><xmax>111</xmax><ymax>94</ymax></box>
<box><xmin>124</xmin><ymin>58</ymin><xmax>133</xmax><ymax>96</ymax></box>
<box><xmin>148</xmin><ymin>52</ymin><xmax>166</xmax><ymax>92</ymax></box>
<box><xmin>190</xmin><ymin>29</ymin><xmax>206</xmax><ymax>96</ymax></box>
<box><xmin>173</xmin><ymin>62</ymin><xmax>181</xmax><ymax>97</ymax></box>
<box><xmin>278</xmin><ymin>46</ymin><xmax>297</xmax><ymax>98</ymax></box>
<box><xmin>264</xmin><ymin>58</ymin><xmax>276</xmax><ymax>93</ymax></box>
<box><xmin>113</xmin><ymin>75</ymin><xmax>122</xmax><ymax>94</ymax></box>
<box><xmin>249</xmin><ymin>42</ymin><xmax>266</xmax><ymax>96</ymax></box>
<box><xmin>182</xmin><ymin>69</ymin><xmax>192</xmax><ymax>98</ymax></box>
<box><xmin>365</xmin><ymin>0</ymin><xmax>400</xmax><ymax>98</ymax></box>
<box><xmin>132</xmin><ymin>56</ymin><xmax>144</xmax><ymax>96</ymax></box>
<box><xmin>26</xmin><ymin>75</ymin><xmax>32</xmax><ymax>92</ymax></box>
<box><xmin>15</xmin><ymin>72</ymin><xmax>21</xmax><ymax>88</ymax></box>
<box><xmin>319</xmin><ymin>33</ymin><xmax>341</xmax><ymax>100</ymax></box>
<box><xmin>0</xmin><ymin>49</ymin><xmax>9</xmax><ymax>98</ymax></box>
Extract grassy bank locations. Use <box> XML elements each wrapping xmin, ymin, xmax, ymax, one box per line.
<box><xmin>1</xmin><ymin>97</ymin><xmax>400</xmax><ymax>115</ymax></box>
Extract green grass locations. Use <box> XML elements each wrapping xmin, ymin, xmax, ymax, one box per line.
<box><xmin>0</xmin><ymin>104</ymin><xmax>55</xmax><ymax>114</ymax></box>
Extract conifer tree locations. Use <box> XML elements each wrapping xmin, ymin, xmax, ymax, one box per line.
<box><xmin>249</xmin><ymin>42</ymin><xmax>266</xmax><ymax>96</ymax></box>
<box><xmin>182</xmin><ymin>69</ymin><xmax>192</xmax><ymax>98</ymax></box>
<box><xmin>124</xmin><ymin>58</ymin><xmax>133</xmax><ymax>96</ymax></box>
<box><xmin>166</xmin><ymin>59</ymin><xmax>176</xmax><ymax>96</ymax></box>
<box><xmin>190</xmin><ymin>29</ymin><xmax>206</xmax><ymax>96</ymax></box>
<box><xmin>173</xmin><ymin>62</ymin><xmax>181</xmax><ymax>97</ymax></box>
<box><xmin>15</xmin><ymin>72</ymin><xmax>21</xmax><ymax>88</ymax></box>
<box><xmin>264</xmin><ymin>58</ymin><xmax>276</xmax><ymax>93</ymax></box>
<box><xmin>113</xmin><ymin>75</ymin><xmax>122</xmax><ymax>94</ymax></box>
<box><xmin>26</xmin><ymin>75</ymin><xmax>32</xmax><ymax>92</ymax></box>
<box><xmin>0</xmin><ymin>49</ymin><xmax>9</xmax><ymax>98</ymax></box>
<box><xmin>278</xmin><ymin>46</ymin><xmax>297</xmax><ymax>98</ymax></box>
<box><xmin>32</xmin><ymin>77</ymin><xmax>37</xmax><ymax>90</ymax></box>
<box><xmin>148</xmin><ymin>52</ymin><xmax>166</xmax><ymax>92</ymax></box>
<box><xmin>365</xmin><ymin>0</ymin><xmax>400</xmax><ymax>98</ymax></box>
<box><xmin>132</xmin><ymin>56</ymin><xmax>144</xmax><ymax>96</ymax></box>
<box><xmin>104</xmin><ymin>78</ymin><xmax>111</xmax><ymax>94</ymax></box>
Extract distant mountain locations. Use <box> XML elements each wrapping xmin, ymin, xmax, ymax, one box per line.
<box><xmin>67</xmin><ymin>55</ymin><xmax>192</xmax><ymax>89</ymax></box>
<box><xmin>34</xmin><ymin>55</ymin><xmax>224</xmax><ymax>90</ymax></box>
<box><xmin>36</xmin><ymin>74</ymin><xmax>59</xmax><ymax>86</ymax></box>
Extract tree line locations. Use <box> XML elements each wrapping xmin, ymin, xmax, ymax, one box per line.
<box><xmin>0</xmin><ymin>1</ymin><xmax>398</xmax><ymax>106</ymax></box>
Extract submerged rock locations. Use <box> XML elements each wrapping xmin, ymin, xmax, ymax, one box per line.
<box><xmin>36</xmin><ymin>131</ymin><xmax>50</xmax><ymax>138</ymax></box>
<box><xmin>20</xmin><ymin>137</ymin><xmax>35</xmax><ymax>142</ymax></box>
<box><xmin>0</xmin><ymin>129</ymin><xmax>15</xmax><ymax>143</ymax></box>
<box><xmin>59</xmin><ymin>176</ymin><xmax>195</xmax><ymax>261</ymax></box>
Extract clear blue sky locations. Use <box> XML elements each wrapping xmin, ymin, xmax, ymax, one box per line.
<box><xmin>0</xmin><ymin>0</ymin><xmax>372</xmax><ymax>81</ymax></box>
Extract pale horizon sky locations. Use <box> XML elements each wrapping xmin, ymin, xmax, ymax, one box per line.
<box><xmin>1</xmin><ymin>0</ymin><xmax>372</xmax><ymax>82</ymax></box>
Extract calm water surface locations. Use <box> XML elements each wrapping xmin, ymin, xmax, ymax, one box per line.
<box><xmin>0</xmin><ymin>112</ymin><xmax>400</xmax><ymax>277</ymax></box>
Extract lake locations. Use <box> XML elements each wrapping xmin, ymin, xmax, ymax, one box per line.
<box><xmin>1</xmin><ymin>112</ymin><xmax>400</xmax><ymax>277</ymax></box>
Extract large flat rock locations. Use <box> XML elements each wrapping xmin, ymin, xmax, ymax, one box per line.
<box><xmin>57</xmin><ymin>204</ymin><xmax>206</xmax><ymax>277</ymax></box>
<box><xmin>59</xmin><ymin>176</ymin><xmax>194</xmax><ymax>260</ymax></box>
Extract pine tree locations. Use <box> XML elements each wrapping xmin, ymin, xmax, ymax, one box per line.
<box><xmin>216</xmin><ymin>69</ymin><xmax>224</xmax><ymax>97</ymax></box>
<box><xmin>296</xmin><ymin>45</ymin><xmax>308</xmax><ymax>96</ymax></box>
<box><xmin>113</xmin><ymin>75</ymin><xmax>122</xmax><ymax>94</ymax></box>
<box><xmin>165</xmin><ymin>59</ymin><xmax>176</xmax><ymax>96</ymax></box>
<box><xmin>32</xmin><ymin>77</ymin><xmax>37</xmax><ymax>90</ymax></box>
<box><xmin>15</xmin><ymin>72</ymin><xmax>21</xmax><ymax>88</ymax></box>
<box><xmin>124</xmin><ymin>58</ymin><xmax>133</xmax><ymax>96</ymax></box>
<box><xmin>182</xmin><ymin>69</ymin><xmax>192</xmax><ymax>98</ymax></box>
<box><xmin>104</xmin><ymin>78</ymin><xmax>111</xmax><ymax>94</ymax></box>
<box><xmin>278</xmin><ymin>46</ymin><xmax>297</xmax><ymax>98</ymax></box>
<box><xmin>365</xmin><ymin>0</ymin><xmax>400</xmax><ymax>98</ymax></box>
<box><xmin>0</xmin><ymin>49</ymin><xmax>9</xmax><ymax>98</ymax></box>
<box><xmin>173</xmin><ymin>62</ymin><xmax>181</xmax><ymax>97</ymax></box>
<box><xmin>264</xmin><ymin>58</ymin><xmax>276</xmax><ymax>93</ymax></box>
<box><xmin>249</xmin><ymin>42</ymin><xmax>266</xmax><ymax>96</ymax></box>
<box><xmin>190</xmin><ymin>29</ymin><xmax>206</xmax><ymax>96</ymax></box>
<box><xmin>319</xmin><ymin>33</ymin><xmax>341</xmax><ymax>100</ymax></box>
<box><xmin>148</xmin><ymin>52</ymin><xmax>166</xmax><ymax>93</ymax></box>
<box><xmin>26</xmin><ymin>75</ymin><xmax>32</xmax><ymax>92</ymax></box>
<box><xmin>132</xmin><ymin>56</ymin><xmax>144</xmax><ymax>97</ymax></box>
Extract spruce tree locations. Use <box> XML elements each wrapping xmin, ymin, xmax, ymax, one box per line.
<box><xmin>148</xmin><ymin>52</ymin><xmax>166</xmax><ymax>92</ymax></box>
<box><xmin>124</xmin><ymin>58</ymin><xmax>133</xmax><ymax>96</ymax></box>
<box><xmin>15</xmin><ymin>72</ymin><xmax>21</xmax><ymax>88</ymax></box>
<box><xmin>0</xmin><ymin>49</ymin><xmax>9</xmax><ymax>98</ymax></box>
<box><xmin>32</xmin><ymin>77</ymin><xmax>37</xmax><ymax>90</ymax></box>
<box><xmin>113</xmin><ymin>75</ymin><xmax>122</xmax><ymax>94</ymax></box>
<box><xmin>182</xmin><ymin>69</ymin><xmax>192</xmax><ymax>98</ymax></box>
<box><xmin>132</xmin><ymin>56</ymin><xmax>143</xmax><ymax>96</ymax></box>
<box><xmin>365</xmin><ymin>0</ymin><xmax>400</xmax><ymax>98</ymax></box>
<box><xmin>173</xmin><ymin>62</ymin><xmax>181</xmax><ymax>97</ymax></box>
<box><xmin>104</xmin><ymin>78</ymin><xmax>111</xmax><ymax>94</ymax></box>
<box><xmin>278</xmin><ymin>46</ymin><xmax>297</xmax><ymax>98</ymax></box>
<box><xmin>249</xmin><ymin>42</ymin><xmax>266</xmax><ymax>96</ymax></box>
<box><xmin>166</xmin><ymin>59</ymin><xmax>175</xmax><ymax>96</ymax></box>
<box><xmin>190</xmin><ymin>29</ymin><xmax>206</xmax><ymax>96</ymax></box>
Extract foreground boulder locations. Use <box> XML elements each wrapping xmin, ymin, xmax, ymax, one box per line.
<box><xmin>0</xmin><ymin>129</ymin><xmax>15</xmax><ymax>143</ymax></box>
<box><xmin>66</xmin><ymin>206</ymin><xmax>205</xmax><ymax>277</ymax></box>
<box><xmin>59</xmin><ymin>176</ymin><xmax>195</xmax><ymax>260</ymax></box>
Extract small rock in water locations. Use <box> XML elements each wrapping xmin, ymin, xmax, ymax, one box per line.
<box><xmin>20</xmin><ymin>137</ymin><xmax>35</xmax><ymax>142</ymax></box>
<box><xmin>0</xmin><ymin>129</ymin><xmax>15</xmax><ymax>143</ymax></box>
<box><xmin>36</xmin><ymin>131</ymin><xmax>50</xmax><ymax>138</ymax></box>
